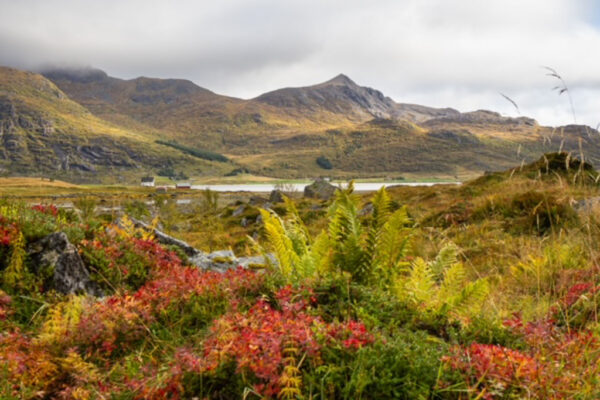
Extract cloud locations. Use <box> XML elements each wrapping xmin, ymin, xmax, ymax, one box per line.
<box><xmin>0</xmin><ymin>0</ymin><xmax>598</xmax><ymax>127</ymax></box>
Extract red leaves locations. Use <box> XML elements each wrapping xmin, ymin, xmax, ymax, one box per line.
<box><xmin>0</xmin><ymin>290</ymin><xmax>12</xmax><ymax>320</ymax></box>
<box><xmin>447</xmin><ymin>314</ymin><xmax>600</xmax><ymax>399</ymax></box>
<box><xmin>445</xmin><ymin>343</ymin><xmax>541</xmax><ymax>397</ymax></box>
<box><xmin>329</xmin><ymin>320</ymin><xmax>373</xmax><ymax>350</ymax></box>
<box><xmin>73</xmin><ymin>295</ymin><xmax>150</xmax><ymax>359</ymax></box>
<box><xmin>169</xmin><ymin>286</ymin><xmax>373</xmax><ymax>398</ymax></box>
<box><xmin>0</xmin><ymin>330</ymin><xmax>58</xmax><ymax>393</ymax></box>
<box><xmin>0</xmin><ymin>224</ymin><xmax>18</xmax><ymax>247</ymax></box>
<box><xmin>31</xmin><ymin>204</ymin><xmax>58</xmax><ymax>217</ymax></box>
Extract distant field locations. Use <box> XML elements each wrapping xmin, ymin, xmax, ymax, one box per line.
<box><xmin>0</xmin><ymin>177</ymin><xmax>80</xmax><ymax>188</ymax></box>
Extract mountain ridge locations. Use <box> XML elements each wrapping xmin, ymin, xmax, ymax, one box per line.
<box><xmin>1</xmin><ymin>64</ymin><xmax>598</xmax><ymax>182</ymax></box>
<box><xmin>0</xmin><ymin>66</ymin><xmax>233</xmax><ymax>181</ymax></box>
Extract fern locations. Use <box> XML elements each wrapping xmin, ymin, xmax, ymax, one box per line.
<box><xmin>372</xmin><ymin>206</ymin><xmax>412</xmax><ymax>280</ymax></box>
<box><xmin>449</xmin><ymin>279</ymin><xmax>489</xmax><ymax>317</ymax></box>
<box><xmin>396</xmin><ymin>244</ymin><xmax>489</xmax><ymax>321</ymax></box>
<box><xmin>259</xmin><ymin>209</ymin><xmax>300</xmax><ymax>279</ymax></box>
<box><xmin>278</xmin><ymin>339</ymin><xmax>303</xmax><ymax>399</ymax></box>
<box><xmin>38</xmin><ymin>295</ymin><xmax>85</xmax><ymax>347</ymax></box>
<box><xmin>257</xmin><ymin>183</ymin><xmax>413</xmax><ymax>285</ymax></box>
<box><xmin>2</xmin><ymin>231</ymin><xmax>32</xmax><ymax>292</ymax></box>
<box><xmin>402</xmin><ymin>258</ymin><xmax>435</xmax><ymax>305</ymax></box>
<box><xmin>429</xmin><ymin>243</ymin><xmax>459</xmax><ymax>281</ymax></box>
<box><xmin>59</xmin><ymin>349</ymin><xmax>99</xmax><ymax>383</ymax></box>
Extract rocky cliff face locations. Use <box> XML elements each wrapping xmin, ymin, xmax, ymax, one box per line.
<box><xmin>0</xmin><ymin>94</ymin><xmax>155</xmax><ymax>176</ymax></box>
<box><xmin>0</xmin><ymin>67</ymin><xmax>230</xmax><ymax>181</ymax></box>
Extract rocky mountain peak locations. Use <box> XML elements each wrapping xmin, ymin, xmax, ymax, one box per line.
<box><xmin>41</xmin><ymin>67</ymin><xmax>109</xmax><ymax>83</ymax></box>
<box><xmin>323</xmin><ymin>73</ymin><xmax>356</xmax><ymax>86</ymax></box>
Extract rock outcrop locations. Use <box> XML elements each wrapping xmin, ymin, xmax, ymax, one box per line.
<box><xmin>304</xmin><ymin>179</ymin><xmax>338</xmax><ymax>200</ymax></box>
<box><xmin>129</xmin><ymin>217</ymin><xmax>275</xmax><ymax>272</ymax></box>
<box><xmin>269</xmin><ymin>189</ymin><xmax>285</xmax><ymax>203</ymax></box>
<box><xmin>27</xmin><ymin>232</ymin><xmax>102</xmax><ymax>296</ymax></box>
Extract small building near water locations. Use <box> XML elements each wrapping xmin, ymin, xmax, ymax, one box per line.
<box><xmin>176</xmin><ymin>182</ymin><xmax>191</xmax><ymax>189</ymax></box>
<box><xmin>140</xmin><ymin>176</ymin><xmax>155</xmax><ymax>187</ymax></box>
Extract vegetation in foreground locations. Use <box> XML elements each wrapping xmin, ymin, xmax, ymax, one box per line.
<box><xmin>1</xmin><ymin>153</ymin><xmax>600</xmax><ymax>399</ymax></box>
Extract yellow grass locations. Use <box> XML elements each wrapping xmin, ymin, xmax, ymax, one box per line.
<box><xmin>0</xmin><ymin>177</ymin><xmax>80</xmax><ymax>188</ymax></box>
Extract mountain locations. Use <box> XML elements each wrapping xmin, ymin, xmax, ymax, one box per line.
<box><xmin>0</xmin><ymin>67</ymin><xmax>233</xmax><ymax>182</ymax></box>
<box><xmin>1</xmin><ymin>65</ymin><xmax>598</xmax><ymax>181</ymax></box>
<box><xmin>255</xmin><ymin>73</ymin><xmax>397</xmax><ymax>119</ymax></box>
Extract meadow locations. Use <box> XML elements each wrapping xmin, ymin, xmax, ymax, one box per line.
<box><xmin>1</xmin><ymin>152</ymin><xmax>600</xmax><ymax>399</ymax></box>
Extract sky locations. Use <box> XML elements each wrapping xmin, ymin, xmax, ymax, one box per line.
<box><xmin>0</xmin><ymin>0</ymin><xmax>599</xmax><ymax>128</ymax></box>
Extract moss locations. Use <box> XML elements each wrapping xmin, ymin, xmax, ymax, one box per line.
<box><xmin>247</xmin><ymin>263</ymin><xmax>267</xmax><ymax>270</ymax></box>
<box><xmin>210</xmin><ymin>256</ymin><xmax>234</xmax><ymax>264</ymax></box>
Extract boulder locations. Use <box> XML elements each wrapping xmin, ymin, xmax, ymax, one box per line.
<box><xmin>127</xmin><ymin>217</ymin><xmax>277</xmax><ymax>272</ymax></box>
<box><xmin>27</xmin><ymin>232</ymin><xmax>102</xmax><ymax>296</ymax></box>
<box><xmin>128</xmin><ymin>217</ymin><xmax>200</xmax><ymax>257</ymax></box>
<box><xmin>573</xmin><ymin>197</ymin><xmax>600</xmax><ymax>213</ymax></box>
<box><xmin>190</xmin><ymin>250</ymin><xmax>236</xmax><ymax>273</ymax></box>
<box><xmin>237</xmin><ymin>254</ymin><xmax>277</xmax><ymax>269</ymax></box>
<box><xmin>304</xmin><ymin>179</ymin><xmax>338</xmax><ymax>200</ymax></box>
<box><xmin>359</xmin><ymin>202</ymin><xmax>374</xmax><ymax>217</ymax></box>
<box><xmin>249</xmin><ymin>196</ymin><xmax>268</xmax><ymax>206</ymax></box>
<box><xmin>269</xmin><ymin>189</ymin><xmax>285</xmax><ymax>203</ymax></box>
<box><xmin>232</xmin><ymin>205</ymin><xmax>246</xmax><ymax>217</ymax></box>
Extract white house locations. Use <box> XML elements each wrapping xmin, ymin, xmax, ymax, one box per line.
<box><xmin>141</xmin><ymin>176</ymin><xmax>155</xmax><ymax>187</ymax></box>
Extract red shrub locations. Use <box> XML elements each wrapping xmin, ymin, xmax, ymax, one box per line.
<box><xmin>0</xmin><ymin>291</ymin><xmax>12</xmax><ymax>320</ymax></box>
<box><xmin>163</xmin><ymin>286</ymin><xmax>373</xmax><ymax>398</ymax></box>
<box><xmin>31</xmin><ymin>204</ymin><xmax>59</xmax><ymax>217</ymax></box>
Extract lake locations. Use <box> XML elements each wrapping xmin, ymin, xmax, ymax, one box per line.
<box><xmin>190</xmin><ymin>182</ymin><xmax>459</xmax><ymax>192</ymax></box>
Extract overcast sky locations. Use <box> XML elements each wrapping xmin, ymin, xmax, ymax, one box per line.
<box><xmin>1</xmin><ymin>0</ymin><xmax>599</xmax><ymax>127</ymax></box>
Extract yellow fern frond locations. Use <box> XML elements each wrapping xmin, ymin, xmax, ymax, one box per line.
<box><xmin>429</xmin><ymin>242</ymin><xmax>459</xmax><ymax>280</ymax></box>
<box><xmin>38</xmin><ymin>295</ymin><xmax>85</xmax><ymax>347</ymax></box>
<box><xmin>438</xmin><ymin>262</ymin><xmax>467</xmax><ymax>304</ymax></box>
<box><xmin>259</xmin><ymin>209</ymin><xmax>300</xmax><ymax>278</ymax></box>
<box><xmin>2</xmin><ymin>231</ymin><xmax>30</xmax><ymax>291</ymax></box>
<box><xmin>402</xmin><ymin>257</ymin><xmax>435</xmax><ymax>306</ymax></box>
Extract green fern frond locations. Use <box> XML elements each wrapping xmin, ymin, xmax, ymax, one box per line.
<box><xmin>403</xmin><ymin>257</ymin><xmax>435</xmax><ymax>306</ymax></box>
<box><xmin>311</xmin><ymin>232</ymin><xmax>332</xmax><ymax>276</ymax></box>
<box><xmin>371</xmin><ymin>186</ymin><xmax>392</xmax><ymax>230</ymax></box>
<box><xmin>429</xmin><ymin>242</ymin><xmax>459</xmax><ymax>281</ymax></box>
<box><xmin>259</xmin><ymin>209</ymin><xmax>300</xmax><ymax>278</ymax></box>
<box><xmin>374</xmin><ymin>207</ymin><xmax>412</xmax><ymax>271</ymax></box>
<box><xmin>449</xmin><ymin>279</ymin><xmax>489</xmax><ymax>317</ymax></box>
<box><xmin>438</xmin><ymin>262</ymin><xmax>467</xmax><ymax>303</ymax></box>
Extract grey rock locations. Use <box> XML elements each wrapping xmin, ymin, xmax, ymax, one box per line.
<box><xmin>208</xmin><ymin>249</ymin><xmax>236</xmax><ymax>259</ymax></box>
<box><xmin>27</xmin><ymin>232</ymin><xmax>102</xmax><ymax>296</ymax></box>
<box><xmin>573</xmin><ymin>197</ymin><xmax>600</xmax><ymax>213</ymax></box>
<box><xmin>269</xmin><ymin>189</ymin><xmax>285</xmax><ymax>203</ymax></box>
<box><xmin>191</xmin><ymin>250</ymin><xmax>237</xmax><ymax>272</ymax></box>
<box><xmin>237</xmin><ymin>254</ymin><xmax>277</xmax><ymax>269</ymax></box>
<box><xmin>127</xmin><ymin>217</ymin><xmax>276</xmax><ymax>273</ymax></box>
<box><xmin>359</xmin><ymin>202</ymin><xmax>374</xmax><ymax>217</ymax></box>
<box><xmin>240</xmin><ymin>217</ymin><xmax>249</xmax><ymax>227</ymax></box>
<box><xmin>232</xmin><ymin>205</ymin><xmax>246</xmax><ymax>217</ymax></box>
<box><xmin>304</xmin><ymin>178</ymin><xmax>338</xmax><ymax>200</ymax></box>
<box><xmin>128</xmin><ymin>217</ymin><xmax>200</xmax><ymax>257</ymax></box>
<box><xmin>249</xmin><ymin>196</ymin><xmax>268</xmax><ymax>206</ymax></box>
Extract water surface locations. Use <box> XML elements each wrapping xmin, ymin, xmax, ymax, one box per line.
<box><xmin>190</xmin><ymin>182</ymin><xmax>458</xmax><ymax>192</ymax></box>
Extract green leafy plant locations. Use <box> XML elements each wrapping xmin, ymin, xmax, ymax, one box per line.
<box><xmin>258</xmin><ymin>183</ymin><xmax>412</xmax><ymax>285</ymax></box>
<box><xmin>396</xmin><ymin>243</ymin><xmax>489</xmax><ymax>322</ymax></box>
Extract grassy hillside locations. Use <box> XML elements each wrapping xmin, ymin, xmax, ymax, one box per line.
<box><xmin>0</xmin><ymin>67</ymin><xmax>236</xmax><ymax>182</ymax></box>
<box><xmin>42</xmin><ymin>67</ymin><xmax>600</xmax><ymax>180</ymax></box>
